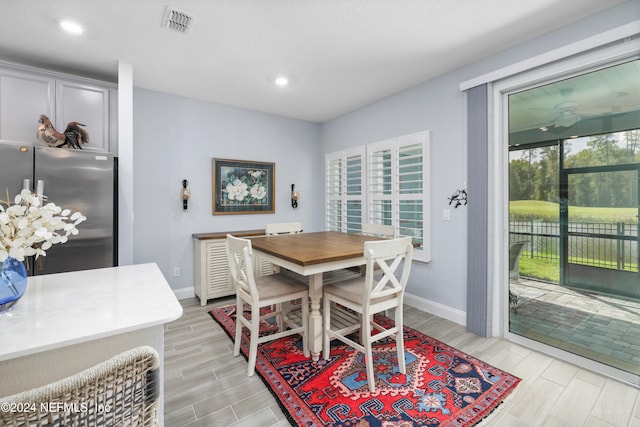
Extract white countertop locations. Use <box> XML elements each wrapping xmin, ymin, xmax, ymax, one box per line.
<box><xmin>0</xmin><ymin>263</ymin><xmax>183</xmax><ymax>362</ymax></box>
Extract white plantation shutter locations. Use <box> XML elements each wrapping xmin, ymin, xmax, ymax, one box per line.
<box><xmin>325</xmin><ymin>147</ymin><xmax>365</xmax><ymax>233</ymax></box>
<box><xmin>345</xmin><ymin>151</ymin><xmax>364</xmax><ymax>233</ymax></box>
<box><xmin>368</xmin><ymin>132</ymin><xmax>430</xmax><ymax>262</ymax></box>
<box><xmin>326</xmin><ymin>131</ymin><xmax>430</xmax><ymax>262</ymax></box>
<box><xmin>326</xmin><ymin>154</ymin><xmax>342</xmax><ymax>231</ymax></box>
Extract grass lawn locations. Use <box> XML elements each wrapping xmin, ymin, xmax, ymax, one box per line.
<box><xmin>512</xmin><ymin>200</ymin><xmax>638</xmax><ymax>282</ymax></box>
<box><xmin>519</xmin><ymin>254</ymin><xmax>559</xmax><ymax>282</ymax></box>
<box><xmin>519</xmin><ymin>252</ymin><xmax>636</xmax><ymax>283</ymax></box>
<box><xmin>510</xmin><ymin>200</ymin><xmax>637</xmax><ymax>223</ymax></box>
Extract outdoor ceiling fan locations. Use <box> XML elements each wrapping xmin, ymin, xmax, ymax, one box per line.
<box><xmin>520</xmin><ymin>88</ymin><xmax>583</xmax><ymax>130</ymax></box>
<box><xmin>551</xmin><ymin>89</ymin><xmax>582</xmax><ymax>128</ymax></box>
<box><xmin>513</xmin><ymin>59</ymin><xmax>640</xmax><ymax>135</ymax></box>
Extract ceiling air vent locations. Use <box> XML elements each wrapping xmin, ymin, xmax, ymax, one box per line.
<box><xmin>162</xmin><ymin>6</ymin><xmax>194</xmax><ymax>34</ymax></box>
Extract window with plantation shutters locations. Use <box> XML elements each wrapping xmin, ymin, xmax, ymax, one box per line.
<box><xmin>367</xmin><ymin>132</ymin><xmax>429</xmax><ymax>262</ymax></box>
<box><xmin>325</xmin><ymin>131</ymin><xmax>430</xmax><ymax>262</ymax></box>
<box><xmin>325</xmin><ymin>147</ymin><xmax>365</xmax><ymax>233</ymax></box>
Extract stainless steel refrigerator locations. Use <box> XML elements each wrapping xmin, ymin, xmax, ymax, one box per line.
<box><xmin>0</xmin><ymin>143</ymin><xmax>116</xmax><ymax>275</ymax></box>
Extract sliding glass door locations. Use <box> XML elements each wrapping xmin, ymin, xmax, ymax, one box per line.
<box><xmin>507</xmin><ymin>59</ymin><xmax>640</xmax><ymax>380</ymax></box>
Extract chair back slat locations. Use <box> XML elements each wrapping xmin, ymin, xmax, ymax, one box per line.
<box><xmin>361</xmin><ymin>223</ymin><xmax>394</xmax><ymax>238</ymax></box>
<box><xmin>226</xmin><ymin>234</ymin><xmax>258</xmax><ymax>300</ymax></box>
<box><xmin>363</xmin><ymin>236</ymin><xmax>413</xmax><ymax>302</ymax></box>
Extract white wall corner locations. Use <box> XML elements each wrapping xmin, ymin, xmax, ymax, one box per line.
<box><xmin>173</xmin><ymin>286</ymin><xmax>196</xmax><ymax>301</ymax></box>
<box><xmin>117</xmin><ymin>61</ymin><xmax>134</xmax><ymax>266</ymax></box>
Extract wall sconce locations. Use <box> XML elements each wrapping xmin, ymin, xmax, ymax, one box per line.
<box><xmin>181</xmin><ymin>179</ymin><xmax>191</xmax><ymax>210</ymax></box>
<box><xmin>291</xmin><ymin>184</ymin><xmax>299</xmax><ymax>208</ymax></box>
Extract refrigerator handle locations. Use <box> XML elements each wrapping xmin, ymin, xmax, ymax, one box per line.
<box><xmin>36</xmin><ymin>180</ymin><xmax>47</xmax><ymax>202</ymax></box>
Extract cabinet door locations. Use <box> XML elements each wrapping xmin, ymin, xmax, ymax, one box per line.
<box><xmin>56</xmin><ymin>80</ymin><xmax>110</xmax><ymax>152</ymax></box>
<box><xmin>205</xmin><ymin>241</ymin><xmax>234</xmax><ymax>297</ymax></box>
<box><xmin>0</xmin><ymin>69</ymin><xmax>54</xmax><ymax>144</ymax></box>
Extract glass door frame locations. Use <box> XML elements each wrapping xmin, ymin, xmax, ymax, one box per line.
<box><xmin>493</xmin><ymin>49</ymin><xmax>640</xmax><ymax>387</ymax></box>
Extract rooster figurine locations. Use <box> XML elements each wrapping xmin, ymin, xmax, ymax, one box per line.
<box><xmin>37</xmin><ymin>115</ymin><xmax>90</xmax><ymax>149</ymax></box>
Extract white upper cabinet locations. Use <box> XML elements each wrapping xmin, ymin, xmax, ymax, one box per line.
<box><xmin>55</xmin><ymin>80</ymin><xmax>111</xmax><ymax>152</ymax></box>
<box><xmin>0</xmin><ymin>68</ymin><xmax>54</xmax><ymax>144</ymax></box>
<box><xmin>0</xmin><ymin>62</ymin><xmax>117</xmax><ymax>153</ymax></box>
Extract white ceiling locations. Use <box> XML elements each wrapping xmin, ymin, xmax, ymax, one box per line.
<box><xmin>0</xmin><ymin>0</ymin><xmax>628</xmax><ymax>123</ymax></box>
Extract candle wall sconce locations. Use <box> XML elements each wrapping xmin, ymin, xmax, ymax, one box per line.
<box><xmin>181</xmin><ymin>179</ymin><xmax>191</xmax><ymax>210</ymax></box>
<box><xmin>291</xmin><ymin>184</ymin><xmax>299</xmax><ymax>208</ymax></box>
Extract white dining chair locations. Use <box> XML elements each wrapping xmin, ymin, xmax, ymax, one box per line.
<box><xmin>264</xmin><ymin>222</ymin><xmax>303</xmax><ymax>274</ymax></box>
<box><xmin>361</xmin><ymin>223</ymin><xmax>394</xmax><ymax>238</ymax></box>
<box><xmin>0</xmin><ymin>346</ymin><xmax>160</xmax><ymax>426</ymax></box>
<box><xmin>356</xmin><ymin>223</ymin><xmax>395</xmax><ymax>276</ymax></box>
<box><xmin>226</xmin><ymin>234</ymin><xmax>309</xmax><ymax>376</ymax></box>
<box><xmin>265</xmin><ymin>222</ymin><xmax>303</xmax><ymax>235</ymax></box>
<box><xmin>264</xmin><ymin>222</ymin><xmax>306</xmax><ymax>320</ymax></box>
<box><xmin>322</xmin><ymin>236</ymin><xmax>413</xmax><ymax>392</ymax></box>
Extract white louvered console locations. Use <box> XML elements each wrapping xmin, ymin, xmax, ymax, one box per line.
<box><xmin>193</xmin><ymin>230</ymin><xmax>272</xmax><ymax>306</ymax></box>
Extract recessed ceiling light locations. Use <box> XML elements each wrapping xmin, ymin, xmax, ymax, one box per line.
<box><xmin>60</xmin><ymin>20</ymin><xmax>84</xmax><ymax>35</ymax></box>
<box><xmin>274</xmin><ymin>76</ymin><xmax>289</xmax><ymax>88</ymax></box>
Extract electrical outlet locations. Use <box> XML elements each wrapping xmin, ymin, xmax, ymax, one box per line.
<box><xmin>173</xmin><ymin>267</ymin><xmax>181</xmax><ymax>277</ymax></box>
<box><xmin>442</xmin><ymin>209</ymin><xmax>450</xmax><ymax>221</ymax></box>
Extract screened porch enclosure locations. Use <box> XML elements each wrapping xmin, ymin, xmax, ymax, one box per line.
<box><xmin>507</xmin><ymin>58</ymin><xmax>640</xmax><ymax>379</ymax></box>
<box><xmin>564</xmin><ymin>165</ymin><xmax>640</xmax><ymax>298</ymax></box>
<box><xmin>509</xmin><ymin>154</ymin><xmax>640</xmax><ymax>300</ymax></box>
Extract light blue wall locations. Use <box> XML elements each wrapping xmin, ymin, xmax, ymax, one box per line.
<box><xmin>130</xmin><ymin>0</ymin><xmax>638</xmax><ymax>313</ymax></box>
<box><xmin>321</xmin><ymin>70</ymin><xmax>469</xmax><ymax>311</ymax></box>
<box><xmin>132</xmin><ymin>88</ymin><xmax>321</xmax><ymax>290</ymax></box>
<box><xmin>319</xmin><ymin>1</ymin><xmax>639</xmax><ymax>311</ymax></box>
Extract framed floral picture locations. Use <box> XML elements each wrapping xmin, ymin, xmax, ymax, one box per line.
<box><xmin>212</xmin><ymin>158</ymin><xmax>275</xmax><ymax>214</ymax></box>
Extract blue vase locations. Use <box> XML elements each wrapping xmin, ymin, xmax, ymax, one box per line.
<box><xmin>0</xmin><ymin>257</ymin><xmax>28</xmax><ymax>312</ymax></box>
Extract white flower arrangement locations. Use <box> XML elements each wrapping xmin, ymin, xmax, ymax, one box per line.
<box><xmin>0</xmin><ymin>189</ymin><xmax>86</xmax><ymax>262</ymax></box>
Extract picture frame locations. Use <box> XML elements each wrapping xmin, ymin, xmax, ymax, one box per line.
<box><xmin>212</xmin><ymin>158</ymin><xmax>275</xmax><ymax>215</ymax></box>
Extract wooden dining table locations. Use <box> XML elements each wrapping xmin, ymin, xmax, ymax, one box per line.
<box><xmin>249</xmin><ymin>231</ymin><xmax>388</xmax><ymax>360</ymax></box>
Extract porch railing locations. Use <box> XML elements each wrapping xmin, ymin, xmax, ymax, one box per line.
<box><xmin>509</xmin><ymin>220</ymin><xmax>638</xmax><ymax>272</ymax></box>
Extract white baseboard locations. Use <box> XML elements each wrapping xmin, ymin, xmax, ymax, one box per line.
<box><xmin>173</xmin><ymin>286</ymin><xmax>195</xmax><ymax>301</ymax></box>
<box><xmin>404</xmin><ymin>292</ymin><xmax>466</xmax><ymax>326</ymax></box>
<box><xmin>171</xmin><ymin>286</ymin><xmax>466</xmax><ymax>326</ymax></box>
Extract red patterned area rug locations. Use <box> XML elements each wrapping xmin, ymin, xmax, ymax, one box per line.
<box><xmin>209</xmin><ymin>304</ymin><xmax>520</xmax><ymax>427</ymax></box>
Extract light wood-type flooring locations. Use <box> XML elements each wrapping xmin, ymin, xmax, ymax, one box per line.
<box><xmin>165</xmin><ymin>297</ymin><xmax>640</xmax><ymax>427</ymax></box>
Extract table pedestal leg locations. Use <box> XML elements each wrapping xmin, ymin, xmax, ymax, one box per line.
<box><xmin>308</xmin><ymin>273</ymin><xmax>323</xmax><ymax>361</ymax></box>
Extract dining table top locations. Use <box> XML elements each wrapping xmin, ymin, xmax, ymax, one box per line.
<box><xmin>249</xmin><ymin>231</ymin><xmax>388</xmax><ymax>267</ymax></box>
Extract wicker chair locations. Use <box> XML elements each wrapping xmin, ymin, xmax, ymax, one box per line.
<box><xmin>509</xmin><ymin>241</ymin><xmax>529</xmax><ymax>309</ymax></box>
<box><xmin>509</xmin><ymin>241</ymin><xmax>529</xmax><ymax>281</ymax></box>
<box><xmin>0</xmin><ymin>346</ymin><xmax>160</xmax><ymax>427</ymax></box>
